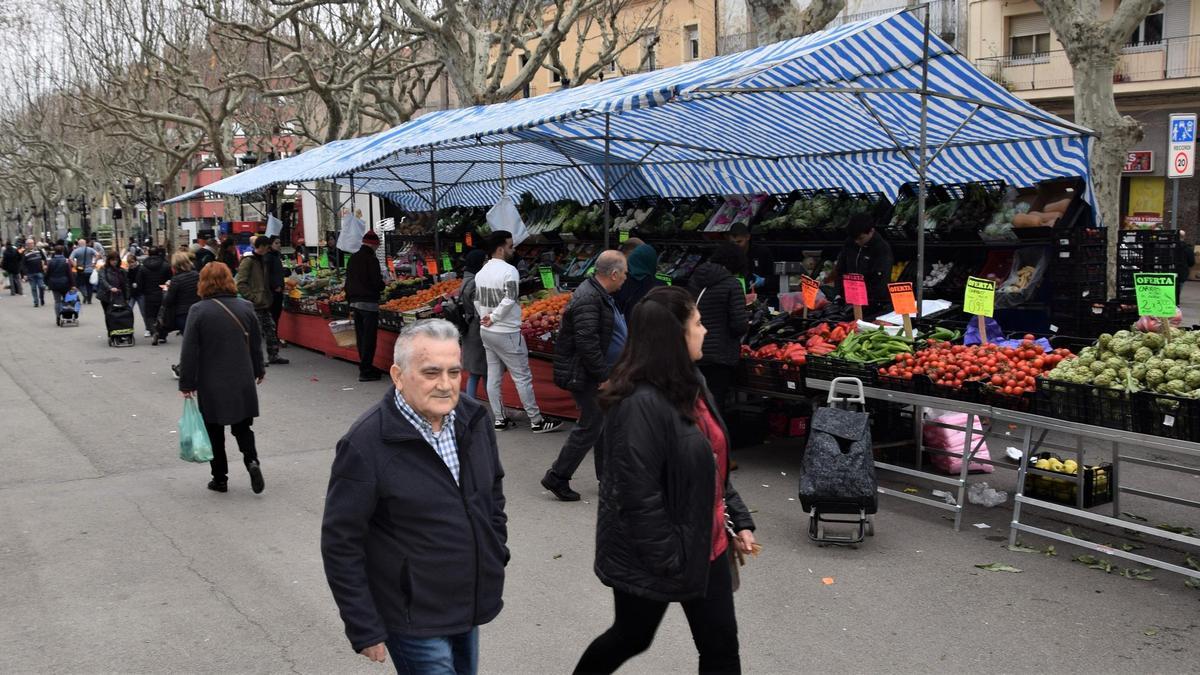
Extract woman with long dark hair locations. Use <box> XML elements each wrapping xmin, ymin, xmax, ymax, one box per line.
<box><xmin>574</xmin><ymin>286</ymin><xmax>757</xmax><ymax>675</ymax></box>
<box><xmin>95</xmin><ymin>251</ymin><xmax>129</xmax><ymax>313</ymax></box>
<box><xmin>218</xmin><ymin>238</ymin><xmax>241</xmax><ymax>276</ymax></box>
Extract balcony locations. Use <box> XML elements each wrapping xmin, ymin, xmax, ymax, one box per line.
<box><xmin>976</xmin><ymin>35</ymin><xmax>1200</xmax><ymax>92</ymax></box>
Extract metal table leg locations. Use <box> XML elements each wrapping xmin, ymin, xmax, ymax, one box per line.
<box><xmin>953</xmin><ymin>413</ymin><xmax>976</xmax><ymax>532</ymax></box>
<box><xmin>1008</xmin><ymin>425</ymin><xmax>1036</xmax><ymax>547</ymax></box>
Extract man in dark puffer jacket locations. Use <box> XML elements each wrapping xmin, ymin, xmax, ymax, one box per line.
<box><xmin>543</xmin><ymin>250</ymin><xmax>628</xmax><ymax>501</ymax></box>
<box><xmin>687</xmin><ymin>243</ymin><xmax>750</xmax><ymax>420</ymax></box>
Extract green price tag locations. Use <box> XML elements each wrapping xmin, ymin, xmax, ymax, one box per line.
<box><xmin>963</xmin><ymin>276</ymin><xmax>995</xmax><ymax>317</ymax></box>
<box><xmin>539</xmin><ymin>265</ymin><xmax>555</xmax><ymax>290</ymax></box>
<box><xmin>455</xmin><ymin>242</ymin><xmax>463</xmax><ymax>253</ymax></box>
<box><xmin>655</xmin><ymin>273</ymin><xmax>673</xmax><ymax>286</ymax></box>
<box><xmin>619</xmin><ymin>229</ymin><xmax>630</xmax><ymax>243</ymax></box>
<box><xmin>586</xmin><ymin>266</ymin><xmax>595</xmax><ymax>277</ymax></box>
<box><xmin>441</xmin><ymin>254</ymin><xmax>452</xmax><ymax>271</ymax></box>
<box><xmin>318</xmin><ymin>252</ymin><xmax>329</xmax><ymax>270</ymax></box>
<box><xmin>1134</xmin><ymin>273</ymin><xmax>1177</xmax><ymax>317</ymax></box>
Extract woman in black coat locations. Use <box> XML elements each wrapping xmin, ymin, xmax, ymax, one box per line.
<box><xmin>137</xmin><ymin>247</ymin><xmax>172</xmax><ymax>337</ymax></box>
<box><xmin>687</xmin><ymin>243</ymin><xmax>750</xmax><ymax>420</ymax></box>
<box><xmin>575</xmin><ymin>286</ymin><xmax>756</xmax><ymax>675</ymax></box>
<box><xmin>218</xmin><ymin>238</ymin><xmax>240</xmax><ymax>277</ymax></box>
<box><xmin>179</xmin><ymin>262</ymin><xmax>266</xmax><ymax>493</ymax></box>
<box><xmin>157</xmin><ymin>252</ymin><xmax>199</xmax><ymax>345</ymax></box>
<box><xmin>95</xmin><ymin>251</ymin><xmax>129</xmax><ymax>313</ymax></box>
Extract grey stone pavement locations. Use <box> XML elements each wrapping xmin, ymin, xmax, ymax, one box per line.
<box><xmin>1</xmin><ymin>285</ymin><xmax>1199</xmax><ymax>674</ymax></box>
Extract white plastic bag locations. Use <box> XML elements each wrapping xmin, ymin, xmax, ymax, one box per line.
<box><xmin>487</xmin><ymin>195</ymin><xmax>529</xmax><ymax>247</ymax></box>
<box><xmin>266</xmin><ymin>214</ymin><xmax>283</xmax><ymax>237</ymax></box>
<box><xmin>336</xmin><ymin>213</ymin><xmax>367</xmax><ymax>253</ymax></box>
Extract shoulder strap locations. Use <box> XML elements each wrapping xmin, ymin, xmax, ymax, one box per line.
<box><xmin>211</xmin><ymin>298</ymin><xmax>250</xmax><ymax>348</ymax></box>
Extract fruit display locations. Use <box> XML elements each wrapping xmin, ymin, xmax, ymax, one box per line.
<box><xmin>381</xmin><ymin>276</ymin><xmax>426</xmax><ymax>302</ymax></box>
<box><xmin>879</xmin><ymin>337</ymin><xmax>1073</xmax><ymax>396</ymax></box>
<box><xmin>520</xmin><ymin>292</ymin><xmax>571</xmax><ymax>334</ymax></box>
<box><xmin>379</xmin><ymin>279</ymin><xmax>462</xmax><ymax>312</ymax></box>
<box><xmin>1044</xmin><ymin>328</ymin><xmax>1200</xmax><ymax>396</ymax></box>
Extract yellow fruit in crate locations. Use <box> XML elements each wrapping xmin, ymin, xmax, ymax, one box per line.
<box><xmin>1049</xmin><ymin>460</ymin><xmax>1066</xmax><ymax>473</ymax></box>
<box><xmin>1035</xmin><ymin>459</ymin><xmax>1051</xmax><ymax>470</ymax></box>
<box><xmin>1063</xmin><ymin>460</ymin><xmax>1078</xmax><ymax>475</ymax></box>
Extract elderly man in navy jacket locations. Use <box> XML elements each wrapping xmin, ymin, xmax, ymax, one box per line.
<box><xmin>321</xmin><ymin>319</ymin><xmax>508</xmax><ymax>673</ymax></box>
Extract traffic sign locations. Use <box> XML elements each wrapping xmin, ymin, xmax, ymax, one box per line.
<box><xmin>1168</xmin><ymin>113</ymin><xmax>1196</xmax><ymax>178</ymax></box>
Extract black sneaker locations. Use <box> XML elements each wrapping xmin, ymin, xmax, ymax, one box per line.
<box><xmin>248</xmin><ymin>461</ymin><xmax>264</xmax><ymax>494</ymax></box>
<box><xmin>531</xmin><ymin>418</ymin><xmax>563</xmax><ymax>434</ymax></box>
<box><xmin>268</xmin><ymin>356</ymin><xmax>289</xmax><ymax>365</ymax></box>
<box><xmin>541</xmin><ymin>471</ymin><xmax>581</xmax><ymax>502</ymax></box>
<box><xmin>494</xmin><ymin>417</ymin><xmax>515</xmax><ymax>431</ymax></box>
<box><xmin>358</xmin><ymin>372</ymin><xmax>383</xmax><ymax>382</ymax></box>
<box><xmin>171</xmin><ymin>364</ymin><xmax>180</xmax><ymax>379</ymax></box>
<box><xmin>207</xmin><ymin>479</ymin><xmax>228</xmax><ymax>493</ymax></box>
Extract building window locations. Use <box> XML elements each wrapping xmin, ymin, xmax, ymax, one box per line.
<box><xmin>1128</xmin><ymin>11</ymin><xmax>1164</xmax><ymax>46</ymax></box>
<box><xmin>685</xmin><ymin>24</ymin><xmax>700</xmax><ymax>60</ymax></box>
<box><xmin>641</xmin><ymin>31</ymin><xmax>658</xmax><ymax>72</ymax></box>
<box><xmin>1008</xmin><ymin>13</ymin><xmax>1051</xmax><ymax>59</ymax></box>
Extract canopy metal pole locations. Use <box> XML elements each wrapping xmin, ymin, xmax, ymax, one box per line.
<box><xmin>429</xmin><ymin>151</ymin><xmax>440</xmax><ymax>260</ymax></box>
<box><xmin>915</xmin><ymin>7</ymin><xmax>931</xmax><ymax>318</ymax></box>
<box><xmin>603</xmin><ymin>113</ymin><xmax>612</xmax><ymax>250</ymax></box>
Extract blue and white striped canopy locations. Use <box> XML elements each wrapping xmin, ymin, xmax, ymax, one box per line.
<box><xmin>169</xmin><ymin>10</ymin><xmax>1092</xmax><ymax>211</ymax></box>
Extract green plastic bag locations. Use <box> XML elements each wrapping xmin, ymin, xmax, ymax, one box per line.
<box><xmin>179</xmin><ymin>398</ymin><xmax>213</xmax><ymax>463</ymax></box>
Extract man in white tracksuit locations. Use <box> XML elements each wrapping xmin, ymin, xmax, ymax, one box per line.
<box><xmin>473</xmin><ymin>230</ymin><xmax>562</xmax><ymax>434</ymax></box>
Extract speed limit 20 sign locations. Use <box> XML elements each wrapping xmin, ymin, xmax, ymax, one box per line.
<box><xmin>1168</xmin><ymin>113</ymin><xmax>1196</xmax><ymax>179</ymax></box>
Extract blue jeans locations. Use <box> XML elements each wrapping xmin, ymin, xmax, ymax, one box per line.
<box><xmin>385</xmin><ymin>628</ymin><xmax>478</xmax><ymax>675</ymax></box>
<box><xmin>27</xmin><ymin>273</ymin><xmax>44</xmax><ymax>306</ymax></box>
<box><xmin>465</xmin><ymin>373</ymin><xmax>483</xmax><ymax>400</ymax></box>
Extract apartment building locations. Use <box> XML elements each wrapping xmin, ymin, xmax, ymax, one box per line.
<box><xmin>971</xmin><ymin>0</ymin><xmax>1200</xmax><ymax>229</ymax></box>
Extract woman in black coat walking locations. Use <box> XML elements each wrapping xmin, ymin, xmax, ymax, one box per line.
<box><xmin>158</xmin><ymin>252</ymin><xmax>199</xmax><ymax>345</ymax></box>
<box><xmin>137</xmin><ymin>247</ymin><xmax>172</xmax><ymax>337</ymax></box>
<box><xmin>95</xmin><ymin>251</ymin><xmax>129</xmax><ymax>313</ymax></box>
<box><xmin>687</xmin><ymin>243</ymin><xmax>750</xmax><ymax>421</ymax></box>
<box><xmin>574</xmin><ymin>286</ymin><xmax>757</xmax><ymax>675</ymax></box>
<box><xmin>179</xmin><ymin>263</ymin><xmax>266</xmax><ymax>493</ymax></box>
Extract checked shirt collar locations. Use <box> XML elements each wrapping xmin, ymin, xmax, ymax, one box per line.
<box><xmin>393</xmin><ymin>390</ymin><xmax>460</xmax><ymax>484</ymax></box>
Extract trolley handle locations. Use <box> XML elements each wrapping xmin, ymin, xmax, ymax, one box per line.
<box><xmin>827</xmin><ymin>376</ymin><xmax>867</xmax><ymax>410</ymax></box>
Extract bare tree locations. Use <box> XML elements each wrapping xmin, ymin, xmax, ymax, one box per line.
<box><xmin>1036</xmin><ymin>0</ymin><xmax>1163</xmax><ymax>298</ymax></box>
<box><xmin>745</xmin><ymin>0</ymin><xmax>846</xmax><ymax>47</ymax></box>
<box><xmin>545</xmin><ymin>0</ymin><xmax>669</xmax><ymax>87</ymax></box>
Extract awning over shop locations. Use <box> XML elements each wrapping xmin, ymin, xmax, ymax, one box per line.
<box><xmin>170</xmin><ymin>9</ymin><xmax>1092</xmax><ymax>211</ymax></box>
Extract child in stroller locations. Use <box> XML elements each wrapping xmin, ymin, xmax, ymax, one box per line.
<box><xmin>58</xmin><ymin>288</ymin><xmax>82</xmax><ymax>326</ymax></box>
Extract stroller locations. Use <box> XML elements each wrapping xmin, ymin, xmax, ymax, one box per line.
<box><xmin>105</xmin><ymin>301</ymin><xmax>136</xmax><ymax>347</ymax></box>
<box><xmin>58</xmin><ymin>289</ymin><xmax>82</xmax><ymax>327</ymax></box>
<box><xmin>799</xmin><ymin>377</ymin><xmax>878</xmax><ymax>545</ymax></box>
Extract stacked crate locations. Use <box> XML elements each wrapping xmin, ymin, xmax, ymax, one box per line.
<box><xmin>1116</xmin><ymin>230</ymin><xmax>1179</xmax><ymax>301</ymax></box>
<box><xmin>1046</xmin><ymin>228</ymin><xmax>1113</xmax><ymax>335</ymax></box>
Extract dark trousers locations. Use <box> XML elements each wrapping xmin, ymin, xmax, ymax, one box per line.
<box><xmin>699</xmin><ymin>364</ymin><xmax>736</xmax><ymax>419</ymax></box>
<box><xmin>255</xmin><ymin>308</ymin><xmax>280</xmax><ymax>360</ymax></box>
<box><xmin>270</xmin><ymin>290</ymin><xmax>283</xmax><ymax>325</ymax></box>
<box><xmin>6</xmin><ymin>272</ymin><xmax>20</xmax><ymax>294</ymax></box>
<box><xmin>76</xmin><ymin>270</ymin><xmax>93</xmax><ymax>303</ymax></box>
<box><xmin>550</xmin><ymin>385</ymin><xmax>604</xmax><ymax>481</ymax></box>
<box><xmin>353</xmin><ymin>310</ymin><xmax>379</xmax><ymax>375</ymax></box>
<box><xmin>142</xmin><ymin>295</ymin><xmax>163</xmax><ymax>333</ymax></box>
<box><xmin>205</xmin><ymin>418</ymin><xmax>257</xmax><ymax>481</ymax></box>
<box><xmin>574</xmin><ymin>554</ymin><xmax>740</xmax><ymax>674</ymax></box>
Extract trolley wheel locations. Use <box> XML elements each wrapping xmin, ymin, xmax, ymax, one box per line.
<box><xmin>816</xmin><ymin>523</ymin><xmax>825</xmax><ymax>540</ymax></box>
<box><xmin>865</xmin><ymin>520</ymin><xmax>875</xmax><ymax>537</ymax></box>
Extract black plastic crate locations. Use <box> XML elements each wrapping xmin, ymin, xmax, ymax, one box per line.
<box><xmin>806</xmin><ymin>354</ymin><xmax>880</xmax><ymax>386</ymax></box>
<box><xmin>1132</xmin><ymin>391</ymin><xmax>1200</xmax><ymax>441</ymax></box>
<box><xmin>934</xmin><ymin>179</ymin><xmax>1006</xmax><ymax>201</ymax></box>
<box><xmin>1120</xmin><ymin>230</ymin><xmax>1178</xmax><ymax>246</ymax></box>
<box><xmin>975</xmin><ymin>383</ymin><xmax>1036</xmax><ymax>412</ymax></box>
<box><xmin>1054</xmin><ymin>244</ymin><xmax>1105</xmax><ymax>264</ymax></box>
<box><xmin>378</xmin><ymin>311</ymin><xmax>404</xmax><ymax>332</ymax></box>
<box><xmin>1049</xmin><ymin>279</ymin><xmax>1106</xmax><ymax>304</ymax></box>
<box><xmin>1054</xmin><ymin>229</ymin><xmax>1105</xmax><ymax>247</ymax></box>
<box><xmin>1118</xmin><ymin>245</ymin><xmax>1177</xmax><ymax>269</ymax></box>
<box><xmin>1047</xmin><ymin>261</ymin><xmax>1105</xmax><ymax>282</ymax></box>
<box><xmin>875</xmin><ymin>368</ymin><xmax>917</xmax><ymax>393</ymax></box>
<box><xmin>911</xmin><ymin>374</ymin><xmax>979</xmax><ymax>403</ymax></box>
<box><xmin>1035</xmin><ymin>378</ymin><xmax>1132</xmax><ymax>430</ymax></box>
<box><xmin>328</xmin><ymin>301</ymin><xmax>350</xmax><ymax>318</ymax></box>
<box><xmin>738</xmin><ymin>357</ymin><xmax>806</xmax><ymax>394</ymax></box>
<box><xmin>1025</xmin><ymin>460</ymin><xmax>1114</xmax><ymax>508</ymax></box>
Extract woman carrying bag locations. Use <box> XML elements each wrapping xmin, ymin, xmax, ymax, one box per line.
<box><xmin>95</xmin><ymin>251</ymin><xmax>129</xmax><ymax>313</ymax></box>
<box><xmin>178</xmin><ymin>263</ymin><xmax>267</xmax><ymax>494</ymax></box>
<box><xmin>574</xmin><ymin>286</ymin><xmax>757</xmax><ymax>675</ymax></box>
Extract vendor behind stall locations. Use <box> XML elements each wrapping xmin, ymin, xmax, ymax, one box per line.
<box><xmin>833</xmin><ymin>214</ymin><xmax>893</xmax><ymax>319</ymax></box>
<box><xmin>727</xmin><ymin>223</ymin><xmax>777</xmax><ymax>304</ymax></box>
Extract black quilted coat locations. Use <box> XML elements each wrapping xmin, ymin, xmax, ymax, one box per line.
<box><xmin>594</xmin><ymin>378</ymin><xmax>755</xmax><ymax>602</ymax></box>
<box><xmin>687</xmin><ymin>262</ymin><xmax>749</xmax><ymax>367</ymax></box>
<box><xmin>553</xmin><ymin>277</ymin><xmax>616</xmax><ymax>392</ymax></box>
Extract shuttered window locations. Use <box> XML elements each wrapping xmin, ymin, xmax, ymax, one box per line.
<box><xmin>1009</xmin><ymin>13</ymin><xmax>1051</xmax><ymax>57</ymax></box>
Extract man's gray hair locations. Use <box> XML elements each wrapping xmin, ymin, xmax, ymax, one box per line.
<box><xmin>393</xmin><ymin>318</ymin><xmax>461</xmax><ymax>368</ymax></box>
<box><xmin>594</xmin><ymin>250</ymin><xmax>627</xmax><ymax>277</ymax></box>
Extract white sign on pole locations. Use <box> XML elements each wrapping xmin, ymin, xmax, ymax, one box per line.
<box><xmin>1168</xmin><ymin>113</ymin><xmax>1196</xmax><ymax>179</ymax></box>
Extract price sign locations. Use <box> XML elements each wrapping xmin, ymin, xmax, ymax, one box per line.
<box><xmin>843</xmin><ymin>273</ymin><xmax>868</xmax><ymax>306</ymax></box>
<box><xmin>888</xmin><ymin>282</ymin><xmax>917</xmax><ymax>315</ymax></box>
<box><xmin>465</xmin><ymin>233</ymin><xmax>473</xmax><ymax>247</ymax></box>
<box><xmin>619</xmin><ymin>229</ymin><xmax>630</xmax><ymax>243</ymax></box>
<box><xmin>441</xmin><ymin>253</ymin><xmax>452</xmax><ymax>272</ymax></box>
<box><xmin>655</xmin><ymin>272</ymin><xmax>673</xmax><ymax>286</ymax></box>
<box><xmin>539</xmin><ymin>265</ymin><xmax>555</xmax><ymax>290</ymax></box>
<box><xmin>386</xmin><ymin>258</ymin><xmax>395</xmax><ymax>275</ymax></box>
<box><xmin>425</xmin><ymin>256</ymin><xmax>438</xmax><ymax>275</ymax></box>
<box><xmin>455</xmin><ymin>242</ymin><xmax>463</xmax><ymax>253</ymax></box>
<box><xmin>1134</xmin><ymin>273</ymin><xmax>1177</xmax><ymax>317</ymax></box>
<box><xmin>963</xmin><ymin>276</ymin><xmax>996</xmax><ymax>317</ymax></box>
<box><xmin>800</xmin><ymin>275</ymin><xmax>819</xmax><ymax>310</ymax></box>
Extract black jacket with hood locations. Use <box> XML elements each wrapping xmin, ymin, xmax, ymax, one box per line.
<box><xmin>137</xmin><ymin>254</ymin><xmax>172</xmax><ymax>300</ymax></box>
<box><xmin>687</xmin><ymin>262</ymin><xmax>749</xmax><ymax>367</ymax></box>
<box><xmin>553</xmin><ymin>277</ymin><xmax>616</xmax><ymax>392</ymax></box>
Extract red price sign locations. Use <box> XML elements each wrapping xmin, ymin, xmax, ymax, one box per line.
<box><xmin>888</xmin><ymin>282</ymin><xmax>917</xmax><ymax>315</ymax></box>
<box><xmin>843</xmin><ymin>273</ymin><xmax>868</xmax><ymax>306</ymax></box>
<box><xmin>800</xmin><ymin>275</ymin><xmax>819</xmax><ymax>310</ymax></box>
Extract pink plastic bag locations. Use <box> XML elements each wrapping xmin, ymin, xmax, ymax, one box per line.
<box><xmin>924</xmin><ymin>413</ymin><xmax>993</xmax><ymax>475</ymax></box>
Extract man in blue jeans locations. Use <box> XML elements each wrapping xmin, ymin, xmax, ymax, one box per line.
<box><xmin>22</xmin><ymin>239</ymin><xmax>46</xmax><ymax>307</ymax></box>
<box><xmin>322</xmin><ymin>320</ymin><xmax>508</xmax><ymax>674</ymax></box>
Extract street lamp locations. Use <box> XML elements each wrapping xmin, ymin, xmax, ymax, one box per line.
<box><xmin>124</xmin><ymin>178</ymin><xmax>167</xmax><ymax>245</ymax></box>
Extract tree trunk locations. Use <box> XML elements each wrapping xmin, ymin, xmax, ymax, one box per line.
<box><xmin>1071</xmin><ymin>56</ymin><xmax>1142</xmax><ymax>300</ymax></box>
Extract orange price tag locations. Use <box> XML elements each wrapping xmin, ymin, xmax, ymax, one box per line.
<box><xmin>464</xmin><ymin>233</ymin><xmax>473</xmax><ymax>247</ymax></box>
<box><xmin>888</xmin><ymin>282</ymin><xmax>917</xmax><ymax>315</ymax></box>
<box><xmin>425</xmin><ymin>257</ymin><xmax>438</xmax><ymax>275</ymax></box>
<box><xmin>386</xmin><ymin>258</ymin><xmax>395</xmax><ymax>275</ymax></box>
<box><xmin>800</xmin><ymin>275</ymin><xmax>819</xmax><ymax>310</ymax></box>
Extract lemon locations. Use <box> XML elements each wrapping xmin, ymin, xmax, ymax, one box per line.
<box><xmin>1035</xmin><ymin>459</ymin><xmax>1051</xmax><ymax>470</ymax></box>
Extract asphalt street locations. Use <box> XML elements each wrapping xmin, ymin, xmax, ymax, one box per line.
<box><xmin>1</xmin><ymin>288</ymin><xmax>1199</xmax><ymax>674</ymax></box>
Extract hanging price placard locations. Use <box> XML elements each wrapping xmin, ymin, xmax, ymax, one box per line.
<box><xmin>843</xmin><ymin>273</ymin><xmax>868</xmax><ymax>306</ymax></box>
<box><xmin>539</xmin><ymin>265</ymin><xmax>555</xmax><ymax>290</ymax></box>
<box><xmin>1134</xmin><ymin>273</ymin><xmax>1177</xmax><ymax>317</ymax></box>
<box><xmin>800</xmin><ymin>275</ymin><xmax>819</xmax><ymax>310</ymax></box>
<box><xmin>425</xmin><ymin>257</ymin><xmax>438</xmax><ymax>275</ymax></box>
<box><xmin>464</xmin><ymin>233</ymin><xmax>473</xmax><ymax>247</ymax></box>
<box><xmin>455</xmin><ymin>242</ymin><xmax>463</xmax><ymax>253</ymax></box>
<box><xmin>888</xmin><ymin>282</ymin><xmax>917</xmax><ymax>315</ymax></box>
<box><xmin>963</xmin><ymin>276</ymin><xmax>996</xmax><ymax>317</ymax></box>
<box><xmin>619</xmin><ymin>229</ymin><xmax>630</xmax><ymax>243</ymax></box>
<box><xmin>441</xmin><ymin>253</ymin><xmax>452</xmax><ymax>272</ymax></box>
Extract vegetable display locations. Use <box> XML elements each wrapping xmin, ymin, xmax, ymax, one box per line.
<box><xmin>1044</xmin><ymin>329</ymin><xmax>1200</xmax><ymax>396</ymax></box>
<box><xmin>831</xmin><ymin>329</ymin><xmax>912</xmax><ymax>363</ymax></box>
<box><xmin>880</xmin><ymin>337</ymin><xmax>1072</xmax><ymax>395</ymax></box>
<box><xmin>380</xmin><ymin>279</ymin><xmax>462</xmax><ymax>312</ymax></box>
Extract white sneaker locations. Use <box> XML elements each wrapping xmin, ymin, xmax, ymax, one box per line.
<box><xmin>143</xmin><ymin>331</ymin><xmax>151</xmax><ymax>337</ymax></box>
